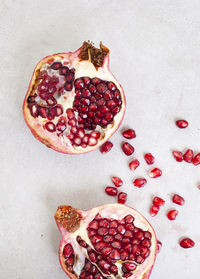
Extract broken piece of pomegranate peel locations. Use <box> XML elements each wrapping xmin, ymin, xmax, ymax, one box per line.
<box><xmin>23</xmin><ymin>42</ymin><xmax>126</xmax><ymax>154</ymax></box>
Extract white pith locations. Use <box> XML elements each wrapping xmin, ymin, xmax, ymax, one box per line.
<box><xmin>57</xmin><ymin>204</ymin><xmax>157</xmax><ymax>279</ymax></box>
<box><xmin>24</xmin><ymin>50</ymin><xmax>125</xmax><ymax>154</ymax></box>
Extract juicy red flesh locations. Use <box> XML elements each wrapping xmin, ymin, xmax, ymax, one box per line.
<box><xmin>153</xmin><ymin>197</ymin><xmax>165</xmax><ymax>206</ymax></box>
<box><xmin>144</xmin><ymin>153</ymin><xmax>155</xmax><ymax>165</ymax></box>
<box><xmin>176</xmin><ymin>119</ymin><xmax>188</xmax><ymax>128</ymax></box>
<box><xmin>112</xmin><ymin>177</ymin><xmax>123</xmax><ymax>187</ymax></box>
<box><xmin>105</xmin><ymin>187</ymin><xmax>118</xmax><ymax>196</ymax></box>
<box><xmin>118</xmin><ymin>192</ymin><xmax>127</xmax><ymax>204</ymax></box>
<box><xmin>192</xmin><ymin>153</ymin><xmax>200</xmax><ymax>166</ymax></box>
<box><xmin>167</xmin><ymin>209</ymin><xmax>178</xmax><ymax>220</ymax></box>
<box><xmin>149</xmin><ymin>205</ymin><xmax>160</xmax><ymax>217</ymax></box>
<box><xmin>129</xmin><ymin>159</ymin><xmax>140</xmax><ymax>171</ymax></box>
<box><xmin>100</xmin><ymin>141</ymin><xmax>113</xmax><ymax>154</ymax></box>
<box><xmin>122</xmin><ymin>142</ymin><xmax>134</xmax><ymax>156</ymax></box>
<box><xmin>183</xmin><ymin>149</ymin><xmax>193</xmax><ymax>163</ymax></box>
<box><xmin>122</xmin><ymin>129</ymin><xmax>136</xmax><ymax>139</ymax></box>
<box><xmin>148</xmin><ymin>168</ymin><xmax>162</xmax><ymax>178</ymax></box>
<box><xmin>179</xmin><ymin>238</ymin><xmax>195</xmax><ymax>248</ymax></box>
<box><xmin>133</xmin><ymin>178</ymin><xmax>147</xmax><ymax>188</ymax></box>
<box><xmin>172</xmin><ymin>151</ymin><xmax>183</xmax><ymax>162</ymax></box>
<box><xmin>172</xmin><ymin>194</ymin><xmax>185</xmax><ymax>206</ymax></box>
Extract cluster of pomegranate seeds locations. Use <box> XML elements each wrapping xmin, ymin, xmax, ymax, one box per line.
<box><xmin>112</xmin><ymin>176</ymin><xmax>123</xmax><ymax>187</ymax></box>
<box><xmin>129</xmin><ymin>159</ymin><xmax>140</xmax><ymax>171</ymax></box>
<box><xmin>133</xmin><ymin>178</ymin><xmax>147</xmax><ymax>188</ymax></box>
<box><xmin>175</xmin><ymin>119</ymin><xmax>188</xmax><ymax>129</ymax></box>
<box><xmin>144</xmin><ymin>153</ymin><xmax>155</xmax><ymax>165</ymax></box>
<box><xmin>105</xmin><ymin>176</ymin><xmax>127</xmax><ymax>204</ymax></box>
<box><xmin>105</xmin><ymin>187</ymin><xmax>118</xmax><ymax>196</ymax></box>
<box><xmin>179</xmin><ymin>238</ymin><xmax>195</xmax><ymax>249</ymax></box>
<box><xmin>149</xmin><ymin>196</ymin><xmax>165</xmax><ymax>217</ymax></box>
<box><xmin>167</xmin><ymin>209</ymin><xmax>178</xmax><ymax>221</ymax></box>
<box><xmin>172</xmin><ymin>194</ymin><xmax>185</xmax><ymax>206</ymax></box>
<box><xmin>172</xmin><ymin>149</ymin><xmax>200</xmax><ymax>166</ymax></box>
<box><xmin>122</xmin><ymin>142</ymin><xmax>134</xmax><ymax>156</ymax></box>
<box><xmin>148</xmin><ymin>168</ymin><xmax>162</xmax><ymax>178</ymax></box>
<box><xmin>122</xmin><ymin>129</ymin><xmax>136</xmax><ymax>139</ymax></box>
<box><xmin>156</xmin><ymin>240</ymin><xmax>162</xmax><ymax>253</ymax></box>
<box><xmin>73</xmin><ymin>77</ymin><xmax>122</xmax><ymax>130</ymax></box>
<box><xmin>100</xmin><ymin>141</ymin><xmax>113</xmax><ymax>154</ymax></box>
<box><xmin>62</xmin><ymin>243</ymin><xmax>75</xmax><ymax>273</ymax></box>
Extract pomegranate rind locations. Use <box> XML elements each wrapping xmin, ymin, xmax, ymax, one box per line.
<box><xmin>55</xmin><ymin>203</ymin><xmax>157</xmax><ymax>279</ymax></box>
<box><xmin>23</xmin><ymin>44</ymin><xmax>126</xmax><ymax>154</ymax></box>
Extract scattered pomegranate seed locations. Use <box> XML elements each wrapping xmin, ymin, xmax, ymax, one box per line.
<box><xmin>144</xmin><ymin>153</ymin><xmax>155</xmax><ymax>165</ymax></box>
<box><xmin>172</xmin><ymin>194</ymin><xmax>185</xmax><ymax>206</ymax></box>
<box><xmin>183</xmin><ymin>149</ymin><xmax>193</xmax><ymax>163</ymax></box>
<box><xmin>148</xmin><ymin>168</ymin><xmax>162</xmax><ymax>178</ymax></box>
<box><xmin>111</xmin><ymin>177</ymin><xmax>123</xmax><ymax>187</ymax></box>
<box><xmin>198</xmin><ymin>184</ymin><xmax>200</xmax><ymax>190</ymax></box>
<box><xmin>149</xmin><ymin>205</ymin><xmax>160</xmax><ymax>217</ymax></box>
<box><xmin>129</xmin><ymin>159</ymin><xmax>140</xmax><ymax>171</ymax></box>
<box><xmin>172</xmin><ymin>151</ymin><xmax>183</xmax><ymax>162</ymax></box>
<box><xmin>153</xmin><ymin>197</ymin><xmax>165</xmax><ymax>206</ymax></box>
<box><xmin>133</xmin><ymin>178</ymin><xmax>147</xmax><ymax>188</ymax></box>
<box><xmin>167</xmin><ymin>209</ymin><xmax>178</xmax><ymax>220</ymax></box>
<box><xmin>192</xmin><ymin>153</ymin><xmax>200</xmax><ymax>166</ymax></box>
<box><xmin>122</xmin><ymin>129</ymin><xmax>136</xmax><ymax>139</ymax></box>
<box><xmin>179</xmin><ymin>238</ymin><xmax>195</xmax><ymax>248</ymax></box>
<box><xmin>100</xmin><ymin>141</ymin><xmax>113</xmax><ymax>154</ymax></box>
<box><xmin>122</xmin><ymin>142</ymin><xmax>134</xmax><ymax>156</ymax></box>
<box><xmin>105</xmin><ymin>187</ymin><xmax>118</xmax><ymax>196</ymax></box>
<box><xmin>176</xmin><ymin>119</ymin><xmax>188</xmax><ymax>128</ymax></box>
<box><xmin>157</xmin><ymin>240</ymin><xmax>162</xmax><ymax>253</ymax></box>
<box><xmin>118</xmin><ymin>192</ymin><xmax>127</xmax><ymax>204</ymax></box>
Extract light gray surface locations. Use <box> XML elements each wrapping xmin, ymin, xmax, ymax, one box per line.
<box><xmin>0</xmin><ymin>0</ymin><xmax>200</xmax><ymax>278</ymax></box>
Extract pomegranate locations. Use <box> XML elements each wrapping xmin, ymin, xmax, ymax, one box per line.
<box><xmin>192</xmin><ymin>153</ymin><xmax>200</xmax><ymax>166</ymax></box>
<box><xmin>152</xmin><ymin>197</ymin><xmax>165</xmax><ymax>207</ymax></box>
<box><xmin>183</xmin><ymin>149</ymin><xmax>193</xmax><ymax>163</ymax></box>
<box><xmin>144</xmin><ymin>153</ymin><xmax>155</xmax><ymax>165</ymax></box>
<box><xmin>129</xmin><ymin>159</ymin><xmax>140</xmax><ymax>172</ymax></box>
<box><xmin>175</xmin><ymin>119</ymin><xmax>188</xmax><ymax>128</ymax></box>
<box><xmin>23</xmin><ymin>42</ymin><xmax>125</xmax><ymax>154</ymax></box>
<box><xmin>172</xmin><ymin>151</ymin><xmax>183</xmax><ymax>162</ymax></box>
<box><xmin>112</xmin><ymin>176</ymin><xmax>123</xmax><ymax>187</ymax></box>
<box><xmin>118</xmin><ymin>192</ymin><xmax>128</xmax><ymax>204</ymax></box>
<box><xmin>55</xmin><ymin>204</ymin><xmax>157</xmax><ymax>279</ymax></box>
<box><xmin>133</xmin><ymin>178</ymin><xmax>147</xmax><ymax>188</ymax></box>
<box><xmin>122</xmin><ymin>129</ymin><xmax>136</xmax><ymax>139</ymax></box>
<box><xmin>167</xmin><ymin>209</ymin><xmax>178</xmax><ymax>220</ymax></box>
<box><xmin>148</xmin><ymin>168</ymin><xmax>162</xmax><ymax>178</ymax></box>
<box><xmin>149</xmin><ymin>205</ymin><xmax>160</xmax><ymax>217</ymax></box>
<box><xmin>172</xmin><ymin>194</ymin><xmax>185</xmax><ymax>206</ymax></box>
<box><xmin>105</xmin><ymin>187</ymin><xmax>118</xmax><ymax>196</ymax></box>
<box><xmin>179</xmin><ymin>238</ymin><xmax>195</xmax><ymax>249</ymax></box>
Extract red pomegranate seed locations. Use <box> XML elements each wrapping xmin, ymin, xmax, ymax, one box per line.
<box><xmin>157</xmin><ymin>240</ymin><xmax>162</xmax><ymax>253</ymax></box>
<box><xmin>172</xmin><ymin>194</ymin><xmax>185</xmax><ymax>206</ymax></box>
<box><xmin>45</xmin><ymin>121</ymin><xmax>56</xmax><ymax>132</ymax></box>
<box><xmin>179</xmin><ymin>238</ymin><xmax>195</xmax><ymax>248</ymax></box>
<box><xmin>183</xmin><ymin>149</ymin><xmax>193</xmax><ymax>163</ymax></box>
<box><xmin>100</xmin><ymin>141</ymin><xmax>113</xmax><ymax>154</ymax></box>
<box><xmin>118</xmin><ymin>192</ymin><xmax>127</xmax><ymax>204</ymax></box>
<box><xmin>172</xmin><ymin>151</ymin><xmax>183</xmax><ymax>162</ymax></box>
<box><xmin>192</xmin><ymin>153</ymin><xmax>200</xmax><ymax>166</ymax></box>
<box><xmin>144</xmin><ymin>153</ymin><xmax>155</xmax><ymax>165</ymax></box>
<box><xmin>111</xmin><ymin>177</ymin><xmax>123</xmax><ymax>187</ymax></box>
<box><xmin>153</xmin><ymin>196</ymin><xmax>165</xmax><ymax>206</ymax></box>
<box><xmin>122</xmin><ymin>142</ymin><xmax>134</xmax><ymax>156</ymax></box>
<box><xmin>149</xmin><ymin>205</ymin><xmax>160</xmax><ymax>217</ymax></box>
<box><xmin>133</xmin><ymin>178</ymin><xmax>147</xmax><ymax>188</ymax></box>
<box><xmin>148</xmin><ymin>168</ymin><xmax>162</xmax><ymax>178</ymax></box>
<box><xmin>122</xmin><ymin>129</ymin><xmax>136</xmax><ymax>139</ymax></box>
<box><xmin>63</xmin><ymin>244</ymin><xmax>73</xmax><ymax>259</ymax></box>
<box><xmin>123</xmin><ymin>262</ymin><xmax>137</xmax><ymax>271</ymax></box>
<box><xmin>129</xmin><ymin>159</ymin><xmax>140</xmax><ymax>171</ymax></box>
<box><xmin>105</xmin><ymin>187</ymin><xmax>118</xmax><ymax>196</ymax></box>
<box><xmin>176</xmin><ymin>119</ymin><xmax>188</xmax><ymax>128</ymax></box>
<box><xmin>167</xmin><ymin>209</ymin><xmax>178</xmax><ymax>220</ymax></box>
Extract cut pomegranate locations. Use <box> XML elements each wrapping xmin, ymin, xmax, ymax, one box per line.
<box><xmin>133</xmin><ymin>178</ymin><xmax>147</xmax><ymax>188</ymax></box>
<box><xmin>118</xmin><ymin>192</ymin><xmax>127</xmax><ymax>204</ymax></box>
<box><xmin>112</xmin><ymin>177</ymin><xmax>123</xmax><ymax>187</ymax></box>
<box><xmin>183</xmin><ymin>149</ymin><xmax>193</xmax><ymax>163</ymax></box>
<box><xmin>192</xmin><ymin>153</ymin><xmax>200</xmax><ymax>166</ymax></box>
<box><xmin>105</xmin><ymin>187</ymin><xmax>118</xmax><ymax>196</ymax></box>
<box><xmin>144</xmin><ymin>153</ymin><xmax>155</xmax><ymax>165</ymax></box>
<box><xmin>153</xmin><ymin>197</ymin><xmax>165</xmax><ymax>206</ymax></box>
<box><xmin>172</xmin><ymin>151</ymin><xmax>183</xmax><ymax>162</ymax></box>
<box><xmin>122</xmin><ymin>142</ymin><xmax>134</xmax><ymax>156</ymax></box>
<box><xmin>167</xmin><ymin>209</ymin><xmax>178</xmax><ymax>220</ymax></box>
<box><xmin>156</xmin><ymin>240</ymin><xmax>162</xmax><ymax>253</ymax></box>
<box><xmin>176</xmin><ymin>119</ymin><xmax>188</xmax><ymax>128</ymax></box>
<box><xmin>149</xmin><ymin>205</ymin><xmax>160</xmax><ymax>217</ymax></box>
<box><xmin>179</xmin><ymin>238</ymin><xmax>195</xmax><ymax>249</ymax></box>
<box><xmin>129</xmin><ymin>159</ymin><xmax>140</xmax><ymax>172</ymax></box>
<box><xmin>100</xmin><ymin>141</ymin><xmax>113</xmax><ymax>154</ymax></box>
<box><xmin>122</xmin><ymin>129</ymin><xmax>136</xmax><ymax>139</ymax></box>
<box><xmin>148</xmin><ymin>168</ymin><xmax>162</xmax><ymax>178</ymax></box>
<box><xmin>23</xmin><ymin>42</ymin><xmax>126</xmax><ymax>154</ymax></box>
<box><xmin>172</xmin><ymin>194</ymin><xmax>185</xmax><ymax>206</ymax></box>
<box><xmin>55</xmin><ymin>204</ymin><xmax>157</xmax><ymax>278</ymax></box>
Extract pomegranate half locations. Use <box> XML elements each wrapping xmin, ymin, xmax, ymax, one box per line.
<box><xmin>23</xmin><ymin>42</ymin><xmax>126</xmax><ymax>154</ymax></box>
<box><xmin>55</xmin><ymin>204</ymin><xmax>157</xmax><ymax>279</ymax></box>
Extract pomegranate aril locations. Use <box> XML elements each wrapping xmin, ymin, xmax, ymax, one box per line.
<box><xmin>118</xmin><ymin>192</ymin><xmax>127</xmax><ymax>204</ymax></box>
<box><xmin>156</xmin><ymin>240</ymin><xmax>162</xmax><ymax>253</ymax></box>
<box><xmin>46</xmin><ymin>97</ymin><xmax>57</xmax><ymax>106</ymax></box>
<box><xmin>51</xmin><ymin>62</ymin><xmax>62</xmax><ymax>70</ymax></box>
<box><xmin>129</xmin><ymin>159</ymin><xmax>140</xmax><ymax>171</ymax></box>
<box><xmin>54</xmin><ymin>105</ymin><xmax>63</xmax><ymax>116</ymax></box>
<box><xmin>101</xmin><ymin>246</ymin><xmax>112</xmax><ymax>256</ymax></box>
<box><xmin>144</xmin><ymin>153</ymin><xmax>155</xmax><ymax>165</ymax></box>
<box><xmin>63</xmin><ymin>243</ymin><xmax>73</xmax><ymax>259</ymax></box>
<box><xmin>133</xmin><ymin>178</ymin><xmax>147</xmax><ymax>188</ymax></box>
<box><xmin>45</xmin><ymin>121</ymin><xmax>56</xmax><ymax>132</ymax></box>
<box><xmin>104</xmin><ymin>235</ymin><xmax>114</xmax><ymax>243</ymax></box>
<box><xmin>122</xmin><ymin>129</ymin><xmax>136</xmax><ymax>139</ymax></box>
<box><xmin>149</xmin><ymin>205</ymin><xmax>160</xmax><ymax>217</ymax></box>
<box><xmin>192</xmin><ymin>153</ymin><xmax>200</xmax><ymax>166</ymax></box>
<box><xmin>180</xmin><ymin>238</ymin><xmax>195</xmax><ymax>248</ymax></box>
<box><xmin>141</xmin><ymin>238</ymin><xmax>151</xmax><ymax>248</ymax></box>
<box><xmin>100</xmin><ymin>141</ymin><xmax>113</xmax><ymax>154</ymax></box>
<box><xmin>109</xmin><ymin>249</ymin><xmax>120</xmax><ymax>260</ymax></box>
<box><xmin>66</xmin><ymin>108</ymin><xmax>75</xmax><ymax>119</ymax></box>
<box><xmin>140</xmin><ymin>246</ymin><xmax>150</xmax><ymax>258</ymax></box>
<box><xmin>172</xmin><ymin>194</ymin><xmax>185</xmax><ymax>206</ymax></box>
<box><xmin>149</xmin><ymin>168</ymin><xmax>162</xmax><ymax>178</ymax></box>
<box><xmin>120</xmin><ymin>250</ymin><xmax>128</xmax><ymax>261</ymax></box>
<box><xmin>111</xmin><ymin>176</ymin><xmax>123</xmax><ymax>187</ymax></box>
<box><xmin>123</xmin><ymin>263</ymin><xmax>136</xmax><ymax>271</ymax></box>
<box><xmin>153</xmin><ymin>196</ymin><xmax>165</xmax><ymax>206</ymax></box>
<box><xmin>99</xmin><ymin>219</ymin><xmax>109</xmax><ymax>228</ymax></box>
<box><xmin>29</xmin><ymin>104</ymin><xmax>38</xmax><ymax>117</ymax></box>
<box><xmin>89</xmin><ymin>220</ymin><xmax>99</xmax><ymax>230</ymax></box>
<box><xmin>110</xmin><ymin>220</ymin><xmax>118</xmax><ymax>228</ymax></box>
<box><xmin>183</xmin><ymin>149</ymin><xmax>193</xmax><ymax>163</ymax></box>
<box><xmin>65</xmin><ymin>72</ymin><xmax>74</xmax><ymax>82</ymax></box>
<box><xmin>91</xmin><ymin>235</ymin><xmax>102</xmax><ymax>244</ymax></box>
<box><xmin>90</xmin><ymin>131</ymin><xmax>101</xmax><ymax>139</ymax></box>
<box><xmin>59</xmin><ymin>66</ymin><xmax>69</xmax><ymax>75</ymax></box>
<box><xmin>172</xmin><ymin>151</ymin><xmax>183</xmax><ymax>162</ymax></box>
<box><xmin>105</xmin><ymin>186</ymin><xmax>118</xmax><ymax>196</ymax></box>
<box><xmin>176</xmin><ymin>119</ymin><xmax>188</xmax><ymax>128</ymax></box>
<box><xmin>122</xmin><ymin>142</ymin><xmax>134</xmax><ymax>156</ymax></box>
<box><xmin>167</xmin><ymin>209</ymin><xmax>178</xmax><ymax>220</ymax></box>
<box><xmin>111</xmin><ymin>240</ymin><xmax>122</xmax><ymax>249</ymax></box>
